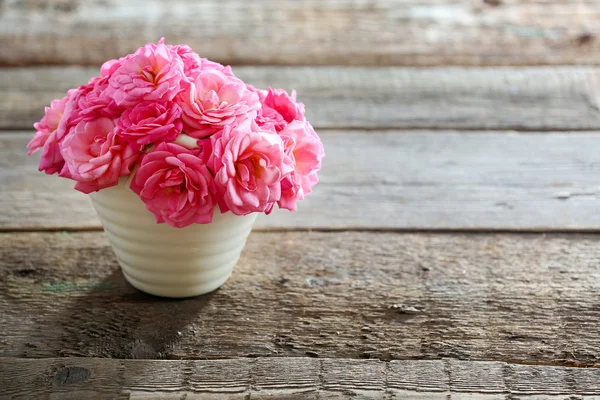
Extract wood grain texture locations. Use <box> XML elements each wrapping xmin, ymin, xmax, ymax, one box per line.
<box><xmin>2</xmin><ymin>0</ymin><xmax>600</xmax><ymax>67</ymax></box>
<box><xmin>2</xmin><ymin>231</ymin><xmax>600</xmax><ymax>365</ymax></box>
<box><xmin>4</xmin><ymin>66</ymin><xmax>600</xmax><ymax>131</ymax></box>
<box><xmin>3</xmin><ymin>357</ymin><xmax>600</xmax><ymax>399</ymax></box>
<box><xmin>6</xmin><ymin>130</ymin><xmax>600</xmax><ymax>231</ymax></box>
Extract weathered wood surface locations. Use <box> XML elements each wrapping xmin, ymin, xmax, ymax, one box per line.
<box><xmin>4</xmin><ymin>66</ymin><xmax>600</xmax><ymax>131</ymax></box>
<box><xmin>2</xmin><ymin>231</ymin><xmax>600</xmax><ymax>365</ymax></box>
<box><xmin>4</xmin><ymin>2</ymin><xmax>600</xmax><ymax>395</ymax></box>
<box><xmin>5</xmin><ymin>130</ymin><xmax>600</xmax><ymax>231</ymax></box>
<box><xmin>3</xmin><ymin>357</ymin><xmax>600</xmax><ymax>399</ymax></box>
<box><xmin>2</xmin><ymin>0</ymin><xmax>600</xmax><ymax>67</ymax></box>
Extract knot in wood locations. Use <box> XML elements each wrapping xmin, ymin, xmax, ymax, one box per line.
<box><xmin>53</xmin><ymin>366</ymin><xmax>91</xmax><ymax>386</ymax></box>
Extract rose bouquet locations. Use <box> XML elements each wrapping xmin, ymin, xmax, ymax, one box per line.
<box><xmin>28</xmin><ymin>38</ymin><xmax>324</xmax><ymax>297</ymax></box>
<box><xmin>29</xmin><ymin>38</ymin><xmax>324</xmax><ymax>227</ymax></box>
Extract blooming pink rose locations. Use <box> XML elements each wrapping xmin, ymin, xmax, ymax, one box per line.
<box><xmin>29</xmin><ymin>89</ymin><xmax>80</xmax><ymax>175</ymax></box>
<box><xmin>176</xmin><ymin>69</ymin><xmax>260</xmax><ymax>139</ymax></box>
<box><xmin>35</xmin><ymin>89</ymin><xmax>86</xmax><ymax>179</ymax></box>
<box><xmin>51</xmin><ymin>77</ymin><xmax>122</xmax><ymax>152</ymax></box>
<box><xmin>61</xmin><ymin>117</ymin><xmax>140</xmax><ymax>194</ymax></box>
<box><xmin>209</xmin><ymin>122</ymin><xmax>293</xmax><ymax>215</ymax></box>
<box><xmin>74</xmin><ymin>76</ymin><xmax>124</xmax><ymax>123</ymax></box>
<box><xmin>277</xmin><ymin>120</ymin><xmax>325</xmax><ymax>211</ymax></box>
<box><xmin>167</xmin><ymin>44</ymin><xmax>202</xmax><ymax>77</ymax></box>
<box><xmin>166</xmin><ymin>44</ymin><xmax>236</xmax><ymax>80</ymax></box>
<box><xmin>28</xmin><ymin>96</ymin><xmax>68</xmax><ymax>156</ymax></box>
<box><xmin>254</xmin><ymin>88</ymin><xmax>306</xmax><ymax>133</ymax></box>
<box><xmin>108</xmin><ymin>39</ymin><xmax>185</xmax><ymax>107</ymax></box>
<box><xmin>130</xmin><ymin>142</ymin><xmax>217</xmax><ymax>228</ymax></box>
<box><xmin>117</xmin><ymin>101</ymin><xmax>183</xmax><ymax>146</ymax></box>
<box><xmin>34</xmin><ymin>131</ymin><xmax>66</xmax><ymax>175</ymax></box>
<box><xmin>32</xmin><ymin>74</ymin><xmax>122</xmax><ymax>177</ymax></box>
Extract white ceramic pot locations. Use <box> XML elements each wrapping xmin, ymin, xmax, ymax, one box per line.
<box><xmin>89</xmin><ymin>180</ymin><xmax>257</xmax><ymax>298</ymax></box>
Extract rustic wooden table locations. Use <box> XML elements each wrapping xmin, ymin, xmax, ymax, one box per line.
<box><xmin>3</xmin><ymin>1</ymin><xmax>600</xmax><ymax>398</ymax></box>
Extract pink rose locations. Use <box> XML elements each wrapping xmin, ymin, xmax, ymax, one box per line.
<box><xmin>166</xmin><ymin>44</ymin><xmax>235</xmax><ymax>79</ymax></box>
<box><xmin>167</xmin><ymin>44</ymin><xmax>204</xmax><ymax>78</ymax></box>
<box><xmin>255</xmin><ymin>88</ymin><xmax>306</xmax><ymax>133</ymax></box>
<box><xmin>117</xmin><ymin>101</ymin><xmax>183</xmax><ymax>146</ymax></box>
<box><xmin>74</xmin><ymin>76</ymin><xmax>124</xmax><ymax>123</ymax></box>
<box><xmin>34</xmin><ymin>130</ymin><xmax>68</xmax><ymax>176</ymax></box>
<box><xmin>176</xmin><ymin>69</ymin><xmax>260</xmax><ymax>139</ymax></box>
<box><xmin>209</xmin><ymin>122</ymin><xmax>293</xmax><ymax>215</ymax></box>
<box><xmin>61</xmin><ymin>117</ymin><xmax>140</xmax><ymax>194</ymax></box>
<box><xmin>130</xmin><ymin>142</ymin><xmax>217</xmax><ymax>228</ymax></box>
<box><xmin>198</xmin><ymin>58</ymin><xmax>235</xmax><ymax>77</ymax></box>
<box><xmin>100</xmin><ymin>57</ymin><xmax>123</xmax><ymax>77</ymax></box>
<box><xmin>246</xmin><ymin>84</ymin><xmax>267</xmax><ymax>100</ymax></box>
<box><xmin>29</xmin><ymin>89</ymin><xmax>79</xmax><ymax>175</ymax></box>
<box><xmin>32</xmin><ymin>75</ymin><xmax>122</xmax><ymax>177</ymax></box>
<box><xmin>108</xmin><ymin>39</ymin><xmax>185</xmax><ymax>107</ymax></box>
<box><xmin>28</xmin><ymin>96</ymin><xmax>68</xmax><ymax>156</ymax></box>
<box><xmin>277</xmin><ymin>120</ymin><xmax>325</xmax><ymax>211</ymax></box>
<box><xmin>168</xmin><ymin>44</ymin><xmax>202</xmax><ymax>77</ymax></box>
<box><xmin>171</xmin><ymin>44</ymin><xmax>234</xmax><ymax>77</ymax></box>
<box><xmin>52</xmin><ymin>77</ymin><xmax>122</xmax><ymax>150</ymax></box>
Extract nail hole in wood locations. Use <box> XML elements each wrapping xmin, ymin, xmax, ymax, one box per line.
<box><xmin>577</xmin><ymin>33</ymin><xmax>594</xmax><ymax>46</ymax></box>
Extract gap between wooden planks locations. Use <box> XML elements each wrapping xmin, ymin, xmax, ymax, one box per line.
<box><xmin>3</xmin><ymin>66</ymin><xmax>600</xmax><ymax>131</ymax></box>
<box><xmin>4</xmin><ymin>130</ymin><xmax>600</xmax><ymax>231</ymax></box>
<box><xmin>2</xmin><ymin>357</ymin><xmax>600</xmax><ymax>398</ymax></box>
<box><xmin>1</xmin><ymin>0</ymin><xmax>600</xmax><ymax>66</ymax></box>
<box><xmin>2</xmin><ymin>231</ymin><xmax>600</xmax><ymax>365</ymax></box>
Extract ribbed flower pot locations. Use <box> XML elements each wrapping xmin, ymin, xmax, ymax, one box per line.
<box><xmin>89</xmin><ymin>181</ymin><xmax>257</xmax><ymax>298</ymax></box>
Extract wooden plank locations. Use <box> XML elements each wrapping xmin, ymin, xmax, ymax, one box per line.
<box><xmin>5</xmin><ymin>130</ymin><xmax>600</xmax><ymax>231</ymax></box>
<box><xmin>2</xmin><ymin>231</ymin><xmax>600</xmax><ymax>365</ymax></box>
<box><xmin>2</xmin><ymin>357</ymin><xmax>600</xmax><ymax>398</ymax></box>
<box><xmin>2</xmin><ymin>0</ymin><xmax>600</xmax><ymax>67</ymax></box>
<box><xmin>4</xmin><ymin>66</ymin><xmax>600</xmax><ymax>131</ymax></box>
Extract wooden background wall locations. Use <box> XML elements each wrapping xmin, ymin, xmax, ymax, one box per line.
<box><xmin>2</xmin><ymin>0</ymin><xmax>600</xmax><ymax>67</ymax></box>
<box><xmin>3</xmin><ymin>0</ymin><xmax>600</xmax><ymax>232</ymax></box>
